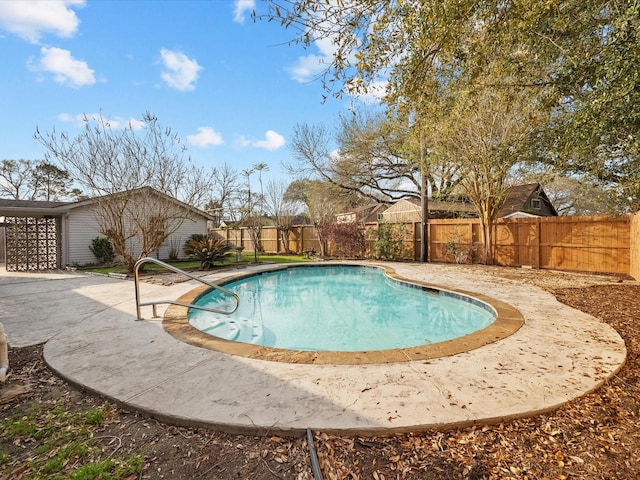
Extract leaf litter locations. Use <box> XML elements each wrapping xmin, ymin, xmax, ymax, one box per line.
<box><xmin>1</xmin><ymin>269</ymin><xmax>638</xmax><ymax>479</ymax></box>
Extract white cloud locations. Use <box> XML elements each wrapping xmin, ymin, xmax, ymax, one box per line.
<box><xmin>0</xmin><ymin>0</ymin><xmax>83</xmax><ymax>44</ymax></box>
<box><xmin>348</xmin><ymin>79</ymin><xmax>388</xmax><ymax>104</ymax></box>
<box><xmin>31</xmin><ymin>47</ymin><xmax>95</xmax><ymax>88</ymax></box>
<box><xmin>59</xmin><ymin>112</ymin><xmax>146</xmax><ymax>130</ymax></box>
<box><xmin>187</xmin><ymin>127</ymin><xmax>224</xmax><ymax>147</ymax></box>
<box><xmin>287</xmin><ymin>30</ymin><xmax>337</xmax><ymax>84</ymax></box>
<box><xmin>253</xmin><ymin>130</ymin><xmax>285</xmax><ymax>151</ymax></box>
<box><xmin>234</xmin><ymin>135</ymin><xmax>251</xmax><ymax>148</ymax></box>
<box><xmin>233</xmin><ymin>0</ymin><xmax>255</xmax><ymax>24</ymax></box>
<box><xmin>159</xmin><ymin>48</ymin><xmax>202</xmax><ymax>91</ymax></box>
<box><xmin>315</xmin><ymin>35</ymin><xmax>338</xmax><ymax>58</ymax></box>
<box><xmin>126</xmin><ymin>118</ymin><xmax>146</xmax><ymax>131</ymax></box>
<box><xmin>286</xmin><ymin>54</ymin><xmax>327</xmax><ymax>83</ymax></box>
<box><xmin>57</xmin><ymin>112</ymin><xmax>74</xmax><ymax>123</ymax></box>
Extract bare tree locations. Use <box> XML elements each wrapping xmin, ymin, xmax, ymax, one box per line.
<box><xmin>335</xmin><ymin>109</ymin><xmax>461</xmax><ymax>201</ymax></box>
<box><xmin>0</xmin><ymin>159</ymin><xmax>35</xmax><ymax>199</ymax></box>
<box><xmin>204</xmin><ymin>163</ymin><xmax>242</xmax><ymax>226</ymax></box>
<box><xmin>0</xmin><ymin>159</ymin><xmax>76</xmax><ymax>201</ymax></box>
<box><xmin>286</xmin><ymin>109</ymin><xmax>462</xmax><ymax>263</ymax></box>
<box><xmin>437</xmin><ymin>89</ymin><xmax>544</xmax><ymax>264</ymax></box>
<box><xmin>286</xmin><ymin>113</ymin><xmax>441</xmax><ymax>204</ymax></box>
<box><xmin>241</xmin><ymin>166</ymin><xmax>266</xmax><ymax>261</ymax></box>
<box><xmin>31</xmin><ymin>162</ymin><xmax>73</xmax><ymax>201</ymax></box>
<box><xmin>34</xmin><ymin>112</ymin><xmax>215</xmax><ymax>271</ymax></box>
<box><xmin>265</xmin><ymin>178</ymin><xmax>298</xmax><ymax>253</ymax></box>
<box><xmin>286</xmin><ymin>180</ymin><xmax>345</xmax><ymax>257</ymax></box>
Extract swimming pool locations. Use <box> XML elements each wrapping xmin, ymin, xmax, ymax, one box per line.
<box><xmin>188</xmin><ymin>265</ymin><xmax>496</xmax><ymax>352</ymax></box>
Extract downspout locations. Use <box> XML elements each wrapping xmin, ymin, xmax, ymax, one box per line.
<box><xmin>0</xmin><ymin>323</ymin><xmax>8</xmax><ymax>382</ymax></box>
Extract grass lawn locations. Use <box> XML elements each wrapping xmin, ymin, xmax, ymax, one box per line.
<box><xmin>81</xmin><ymin>251</ymin><xmax>312</xmax><ymax>275</ymax></box>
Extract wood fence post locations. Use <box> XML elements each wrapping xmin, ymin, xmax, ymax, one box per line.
<box><xmin>534</xmin><ymin>218</ymin><xmax>541</xmax><ymax>269</ymax></box>
<box><xmin>428</xmin><ymin>220</ymin><xmax>432</xmax><ymax>262</ymax></box>
<box><xmin>300</xmin><ymin>226</ymin><xmax>304</xmax><ymax>255</ymax></box>
<box><xmin>470</xmin><ymin>222</ymin><xmax>474</xmax><ymax>263</ymax></box>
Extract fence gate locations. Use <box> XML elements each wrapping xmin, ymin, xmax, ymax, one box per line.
<box><xmin>5</xmin><ymin>216</ymin><xmax>59</xmax><ymax>271</ymax></box>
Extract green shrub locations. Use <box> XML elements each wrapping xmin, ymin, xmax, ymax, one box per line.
<box><xmin>89</xmin><ymin>237</ymin><xmax>115</xmax><ymax>264</ymax></box>
<box><xmin>188</xmin><ymin>233</ymin><xmax>207</xmax><ymax>242</ymax></box>
<box><xmin>372</xmin><ymin>222</ymin><xmax>407</xmax><ymax>260</ymax></box>
<box><xmin>183</xmin><ymin>236</ymin><xmax>232</xmax><ymax>269</ymax></box>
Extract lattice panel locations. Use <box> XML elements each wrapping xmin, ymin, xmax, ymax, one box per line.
<box><xmin>5</xmin><ymin>217</ymin><xmax>58</xmax><ymax>271</ymax></box>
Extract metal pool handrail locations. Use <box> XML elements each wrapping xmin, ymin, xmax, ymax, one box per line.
<box><xmin>133</xmin><ymin>257</ymin><xmax>240</xmax><ymax>320</ymax></box>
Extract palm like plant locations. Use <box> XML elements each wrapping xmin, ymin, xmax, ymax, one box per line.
<box><xmin>183</xmin><ymin>235</ymin><xmax>232</xmax><ymax>269</ymax></box>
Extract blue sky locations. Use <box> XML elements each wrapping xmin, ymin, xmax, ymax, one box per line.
<box><xmin>0</xmin><ymin>0</ymin><xmax>368</xmax><ymax>184</ymax></box>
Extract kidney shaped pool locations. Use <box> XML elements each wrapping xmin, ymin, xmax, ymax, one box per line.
<box><xmin>188</xmin><ymin>264</ymin><xmax>496</xmax><ymax>352</ymax></box>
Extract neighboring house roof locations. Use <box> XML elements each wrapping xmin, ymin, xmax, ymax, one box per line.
<box><xmin>238</xmin><ymin>215</ymin><xmax>277</xmax><ymax>228</ymax></box>
<box><xmin>291</xmin><ymin>214</ymin><xmax>311</xmax><ymax>225</ymax></box>
<box><xmin>381</xmin><ymin>197</ymin><xmax>476</xmax><ymax>221</ymax></box>
<box><xmin>336</xmin><ymin>203</ymin><xmax>389</xmax><ymax>224</ymax></box>
<box><xmin>498</xmin><ymin>183</ymin><xmax>558</xmax><ymax>218</ymax></box>
<box><xmin>380</xmin><ymin>184</ymin><xmax>558</xmax><ymax>221</ymax></box>
<box><xmin>501</xmin><ymin>211</ymin><xmax>540</xmax><ymax>219</ymax></box>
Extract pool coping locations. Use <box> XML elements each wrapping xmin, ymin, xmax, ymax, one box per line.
<box><xmin>27</xmin><ymin>262</ymin><xmax>626</xmax><ymax>435</ymax></box>
<box><xmin>163</xmin><ymin>263</ymin><xmax>525</xmax><ymax>365</ymax></box>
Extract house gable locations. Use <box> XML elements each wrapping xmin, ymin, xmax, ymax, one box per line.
<box><xmin>380</xmin><ymin>199</ymin><xmax>422</xmax><ymax>223</ymax></box>
<box><xmin>498</xmin><ymin>183</ymin><xmax>558</xmax><ymax>218</ymax></box>
<box><xmin>336</xmin><ymin>203</ymin><xmax>389</xmax><ymax>224</ymax></box>
<box><xmin>381</xmin><ymin>197</ymin><xmax>477</xmax><ymax>222</ymax></box>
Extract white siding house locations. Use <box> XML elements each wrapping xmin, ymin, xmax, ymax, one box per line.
<box><xmin>61</xmin><ymin>188</ymin><xmax>214</xmax><ymax>266</ymax></box>
<box><xmin>62</xmin><ymin>202</ymin><xmax>210</xmax><ymax>266</ymax></box>
<box><xmin>0</xmin><ymin>188</ymin><xmax>214</xmax><ymax>270</ymax></box>
<box><xmin>154</xmin><ymin>216</ymin><xmax>208</xmax><ymax>261</ymax></box>
<box><xmin>64</xmin><ymin>204</ymin><xmax>102</xmax><ymax>266</ymax></box>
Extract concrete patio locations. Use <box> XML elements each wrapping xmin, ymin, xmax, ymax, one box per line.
<box><xmin>0</xmin><ymin>262</ymin><xmax>626</xmax><ymax>436</ymax></box>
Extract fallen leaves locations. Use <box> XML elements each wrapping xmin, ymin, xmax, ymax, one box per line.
<box><xmin>308</xmin><ymin>284</ymin><xmax>640</xmax><ymax>480</ymax></box>
<box><xmin>1</xmin><ymin>280</ymin><xmax>638</xmax><ymax>480</ymax></box>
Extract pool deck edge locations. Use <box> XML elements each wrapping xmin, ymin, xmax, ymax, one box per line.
<box><xmin>1</xmin><ymin>262</ymin><xmax>626</xmax><ymax>436</ymax></box>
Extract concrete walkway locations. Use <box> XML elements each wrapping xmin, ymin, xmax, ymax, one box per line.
<box><xmin>0</xmin><ymin>263</ymin><xmax>626</xmax><ymax>436</ymax></box>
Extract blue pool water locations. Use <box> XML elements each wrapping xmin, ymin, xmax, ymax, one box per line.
<box><xmin>188</xmin><ymin>265</ymin><xmax>495</xmax><ymax>352</ymax></box>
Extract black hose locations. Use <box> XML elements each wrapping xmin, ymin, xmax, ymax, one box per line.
<box><xmin>306</xmin><ymin>428</ymin><xmax>324</xmax><ymax>480</ymax></box>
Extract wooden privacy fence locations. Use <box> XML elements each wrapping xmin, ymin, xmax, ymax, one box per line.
<box><xmin>422</xmin><ymin>215</ymin><xmax>631</xmax><ymax>275</ymax></box>
<box><xmin>211</xmin><ymin>213</ymin><xmax>638</xmax><ymax>277</ymax></box>
<box><xmin>631</xmin><ymin>211</ymin><xmax>640</xmax><ymax>280</ymax></box>
<box><xmin>213</xmin><ymin>225</ymin><xmax>322</xmax><ymax>255</ymax></box>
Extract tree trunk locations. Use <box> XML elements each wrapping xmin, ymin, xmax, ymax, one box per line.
<box><xmin>420</xmin><ymin>171</ymin><xmax>429</xmax><ymax>263</ymax></box>
<box><xmin>480</xmin><ymin>218</ymin><xmax>494</xmax><ymax>265</ymax></box>
<box><xmin>314</xmin><ymin>224</ymin><xmax>326</xmax><ymax>257</ymax></box>
<box><xmin>279</xmin><ymin>228</ymin><xmax>291</xmax><ymax>254</ymax></box>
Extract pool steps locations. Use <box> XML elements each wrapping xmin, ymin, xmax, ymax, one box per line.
<box><xmin>198</xmin><ymin>316</ymin><xmax>264</xmax><ymax>344</ymax></box>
